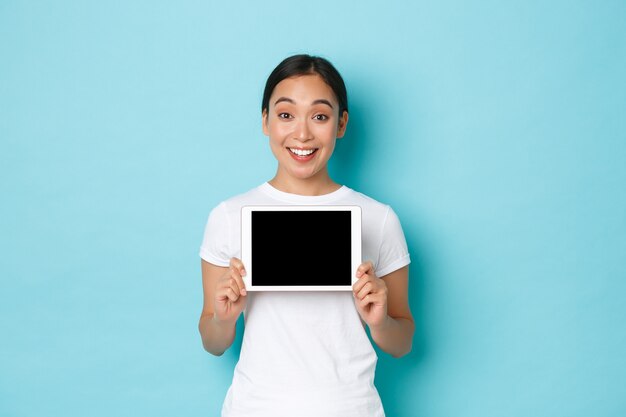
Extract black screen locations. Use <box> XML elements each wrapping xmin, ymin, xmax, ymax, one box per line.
<box><xmin>251</xmin><ymin>211</ymin><xmax>352</xmax><ymax>286</ymax></box>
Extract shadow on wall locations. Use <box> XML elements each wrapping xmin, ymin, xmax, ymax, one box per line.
<box><xmin>329</xmin><ymin>99</ymin><xmax>369</xmax><ymax>192</ymax></box>
<box><xmin>375</xmin><ymin>228</ymin><xmax>430</xmax><ymax>417</ymax></box>
<box><xmin>222</xmin><ymin>316</ymin><xmax>245</xmax><ymax>366</ymax></box>
<box><xmin>331</xmin><ymin>91</ymin><xmax>431</xmax><ymax>416</ymax></box>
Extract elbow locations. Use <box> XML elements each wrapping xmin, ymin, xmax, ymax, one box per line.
<box><xmin>390</xmin><ymin>342</ymin><xmax>413</xmax><ymax>358</ymax></box>
<box><xmin>202</xmin><ymin>340</ymin><xmax>226</xmax><ymax>357</ymax></box>
<box><xmin>391</xmin><ymin>319</ymin><xmax>415</xmax><ymax>358</ymax></box>
<box><xmin>199</xmin><ymin>331</ymin><xmax>227</xmax><ymax>356</ymax></box>
<box><xmin>198</xmin><ymin>316</ymin><xmax>226</xmax><ymax>356</ymax></box>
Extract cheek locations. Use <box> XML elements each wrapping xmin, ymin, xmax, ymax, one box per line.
<box><xmin>268</xmin><ymin>122</ymin><xmax>291</xmax><ymax>139</ymax></box>
<box><xmin>267</xmin><ymin>126</ymin><xmax>290</xmax><ymax>153</ymax></box>
<box><xmin>315</xmin><ymin>124</ymin><xmax>338</xmax><ymax>141</ymax></box>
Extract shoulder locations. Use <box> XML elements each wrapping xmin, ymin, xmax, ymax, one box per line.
<box><xmin>342</xmin><ymin>187</ymin><xmax>407</xmax><ymax>239</ymax></box>
<box><xmin>342</xmin><ymin>187</ymin><xmax>393</xmax><ymax>221</ymax></box>
<box><xmin>209</xmin><ymin>184</ymin><xmax>267</xmax><ymax>218</ymax></box>
<box><xmin>200</xmin><ymin>185</ymin><xmax>266</xmax><ymax>264</ymax></box>
<box><xmin>344</xmin><ymin>188</ymin><xmax>410</xmax><ymax>275</ymax></box>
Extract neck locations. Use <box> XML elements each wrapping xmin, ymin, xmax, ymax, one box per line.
<box><xmin>269</xmin><ymin>168</ymin><xmax>341</xmax><ymax>196</ymax></box>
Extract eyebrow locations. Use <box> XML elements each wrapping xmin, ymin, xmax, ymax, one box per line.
<box><xmin>274</xmin><ymin>97</ymin><xmax>334</xmax><ymax>109</ymax></box>
<box><xmin>312</xmin><ymin>99</ymin><xmax>334</xmax><ymax>109</ymax></box>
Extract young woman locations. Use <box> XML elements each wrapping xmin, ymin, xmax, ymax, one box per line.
<box><xmin>199</xmin><ymin>54</ymin><xmax>414</xmax><ymax>417</ymax></box>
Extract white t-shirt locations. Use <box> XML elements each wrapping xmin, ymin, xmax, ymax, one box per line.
<box><xmin>200</xmin><ymin>183</ymin><xmax>410</xmax><ymax>417</ymax></box>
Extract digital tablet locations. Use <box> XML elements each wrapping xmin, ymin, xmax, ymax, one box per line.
<box><xmin>241</xmin><ymin>205</ymin><xmax>362</xmax><ymax>291</ymax></box>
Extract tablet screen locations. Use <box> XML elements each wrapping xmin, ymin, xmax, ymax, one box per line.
<box><xmin>251</xmin><ymin>210</ymin><xmax>352</xmax><ymax>286</ymax></box>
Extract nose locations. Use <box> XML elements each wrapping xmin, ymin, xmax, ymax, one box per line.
<box><xmin>294</xmin><ymin>118</ymin><xmax>313</xmax><ymax>142</ymax></box>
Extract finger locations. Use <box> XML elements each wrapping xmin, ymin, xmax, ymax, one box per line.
<box><xmin>229</xmin><ymin>257</ymin><xmax>247</xmax><ymax>277</ymax></box>
<box><xmin>356</xmin><ymin>261</ymin><xmax>375</xmax><ymax>278</ymax></box>
<box><xmin>358</xmin><ymin>294</ymin><xmax>372</xmax><ymax>308</ymax></box>
<box><xmin>216</xmin><ymin>285</ymin><xmax>238</xmax><ymax>303</ymax></box>
<box><xmin>353</xmin><ymin>273</ymin><xmax>374</xmax><ymax>293</ymax></box>
<box><xmin>356</xmin><ymin>282</ymin><xmax>374</xmax><ymax>300</ymax></box>
<box><xmin>228</xmin><ymin>278</ymin><xmax>240</xmax><ymax>298</ymax></box>
<box><xmin>229</xmin><ymin>267</ymin><xmax>247</xmax><ymax>296</ymax></box>
<box><xmin>224</xmin><ymin>285</ymin><xmax>240</xmax><ymax>302</ymax></box>
<box><xmin>358</xmin><ymin>293</ymin><xmax>386</xmax><ymax>308</ymax></box>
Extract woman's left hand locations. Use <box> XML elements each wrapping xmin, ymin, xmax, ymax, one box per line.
<box><xmin>353</xmin><ymin>261</ymin><xmax>389</xmax><ymax>329</ymax></box>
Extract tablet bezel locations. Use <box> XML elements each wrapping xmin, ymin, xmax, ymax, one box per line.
<box><xmin>241</xmin><ymin>205</ymin><xmax>362</xmax><ymax>291</ymax></box>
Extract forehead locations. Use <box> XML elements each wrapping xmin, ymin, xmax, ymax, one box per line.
<box><xmin>270</xmin><ymin>74</ymin><xmax>338</xmax><ymax>106</ymax></box>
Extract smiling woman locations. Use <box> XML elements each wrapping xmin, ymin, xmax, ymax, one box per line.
<box><xmin>263</xmin><ymin>73</ymin><xmax>349</xmax><ymax>194</ymax></box>
<box><xmin>198</xmin><ymin>54</ymin><xmax>414</xmax><ymax>417</ymax></box>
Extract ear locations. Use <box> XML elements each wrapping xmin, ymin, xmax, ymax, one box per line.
<box><xmin>336</xmin><ymin>111</ymin><xmax>349</xmax><ymax>138</ymax></box>
<box><xmin>262</xmin><ymin>109</ymin><xmax>269</xmax><ymax>136</ymax></box>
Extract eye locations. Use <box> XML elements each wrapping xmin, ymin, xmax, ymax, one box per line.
<box><xmin>313</xmin><ymin>114</ymin><xmax>328</xmax><ymax>121</ymax></box>
<box><xmin>278</xmin><ymin>112</ymin><xmax>292</xmax><ymax>119</ymax></box>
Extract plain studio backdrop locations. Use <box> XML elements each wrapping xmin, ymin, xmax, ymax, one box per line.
<box><xmin>1</xmin><ymin>1</ymin><xmax>625</xmax><ymax>416</ymax></box>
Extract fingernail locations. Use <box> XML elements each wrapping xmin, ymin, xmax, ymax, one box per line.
<box><xmin>241</xmin><ymin>269</ymin><xmax>247</xmax><ymax>276</ymax></box>
<box><xmin>241</xmin><ymin>288</ymin><xmax>247</xmax><ymax>295</ymax></box>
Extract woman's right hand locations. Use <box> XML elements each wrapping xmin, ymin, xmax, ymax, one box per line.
<box><xmin>213</xmin><ymin>257</ymin><xmax>248</xmax><ymax>324</ymax></box>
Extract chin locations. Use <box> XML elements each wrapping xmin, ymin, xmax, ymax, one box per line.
<box><xmin>290</xmin><ymin>171</ymin><xmax>319</xmax><ymax>181</ymax></box>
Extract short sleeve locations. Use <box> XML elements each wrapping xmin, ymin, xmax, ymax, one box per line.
<box><xmin>375</xmin><ymin>207</ymin><xmax>411</xmax><ymax>277</ymax></box>
<box><xmin>199</xmin><ymin>202</ymin><xmax>231</xmax><ymax>267</ymax></box>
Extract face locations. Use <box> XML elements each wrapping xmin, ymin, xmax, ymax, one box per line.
<box><xmin>262</xmin><ymin>74</ymin><xmax>348</xmax><ymax>185</ymax></box>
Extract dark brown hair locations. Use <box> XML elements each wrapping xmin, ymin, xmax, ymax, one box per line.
<box><xmin>261</xmin><ymin>54</ymin><xmax>348</xmax><ymax>116</ymax></box>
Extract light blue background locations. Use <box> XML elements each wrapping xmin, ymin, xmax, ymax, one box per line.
<box><xmin>1</xmin><ymin>1</ymin><xmax>625</xmax><ymax>416</ymax></box>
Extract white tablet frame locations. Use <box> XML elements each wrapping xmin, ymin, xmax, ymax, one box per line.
<box><xmin>241</xmin><ymin>205</ymin><xmax>362</xmax><ymax>291</ymax></box>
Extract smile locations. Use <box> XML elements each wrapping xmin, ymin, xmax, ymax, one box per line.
<box><xmin>288</xmin><ymin>148</ymin><xmax>318</xmax><ymax>157</ymax></box>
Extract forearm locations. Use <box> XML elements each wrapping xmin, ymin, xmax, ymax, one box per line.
<box><xmin>369</xmin><ymin>315</ymin><xmax>415</xmax><ymax>358</ymax></box>
<box><xmin>198</xmin><ymin>313</ymin><xmax>237</xmax><ymax>356</ymax></box>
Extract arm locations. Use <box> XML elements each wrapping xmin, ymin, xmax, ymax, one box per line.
<box><xmin>353</xmin><ymin>264</ymin><xmax>414</xmax><ymax>358</ymax></box>
<box><xmin>198</xmin><ymin>258</ymin><xmax>247</xmax><ymax>356</ymax></box>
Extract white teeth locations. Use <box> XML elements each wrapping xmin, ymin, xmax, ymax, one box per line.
<box><xmin>289</xmin><ymin>148</ymin><xmax>316</xmax><ymax>156</ymax></box>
